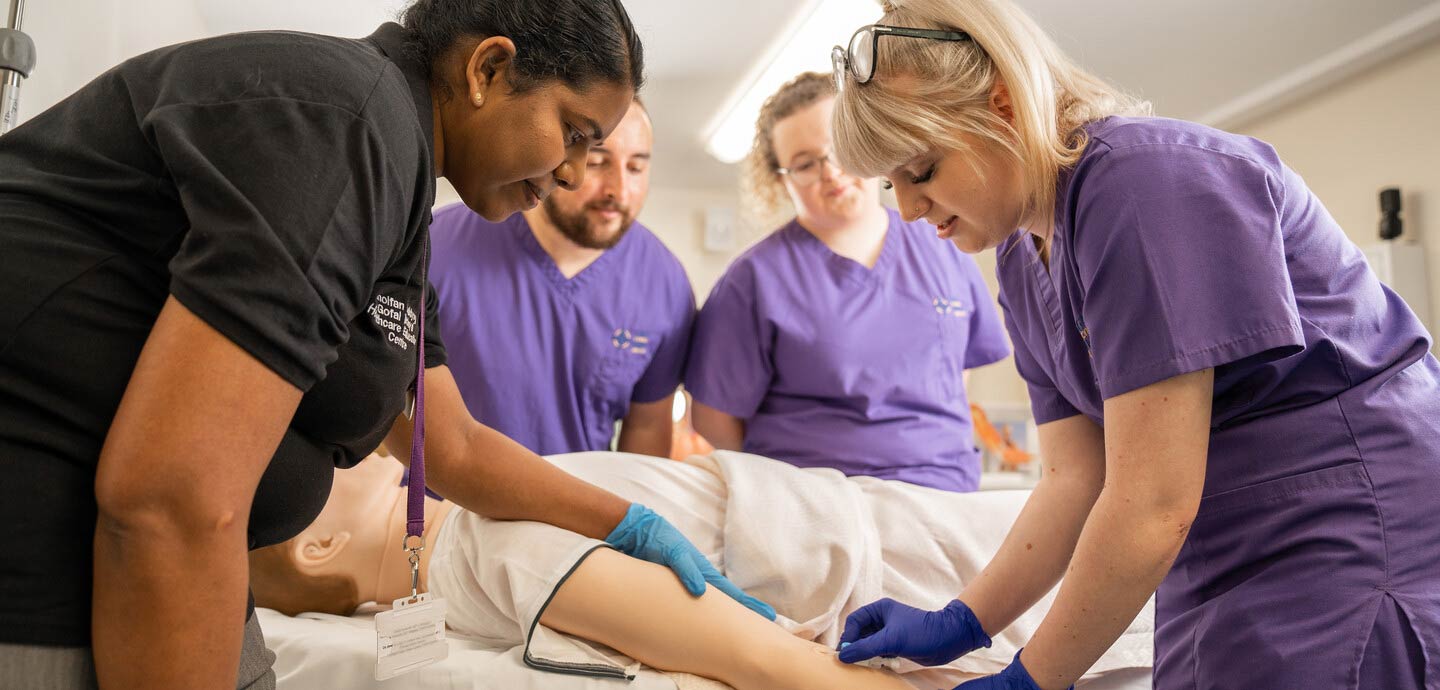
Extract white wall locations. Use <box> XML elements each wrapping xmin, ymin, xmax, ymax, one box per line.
<box><xmin>1237</xmin><ymin>37</ymin><xmax>1440</xmax><ymax>337</ymax></box>
<box><xmin>638</xmin><ymin>184</ymin><xmax>762</xmax><ymax>302</ymax></box>
<box><xmin>15</xmin><ymin>0</ymin><xmax>208</xmax><ymax>124</ymax></box>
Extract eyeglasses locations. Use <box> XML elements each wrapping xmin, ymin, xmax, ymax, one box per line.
<box><xmin>776</xmin><ymin>149</ymin><xmax>840</xmax><ymax>187</ymax></box>
<box><xmin>831</xmin><ymin>24</ymin><xmax>973</xmax><ymax>92</ymax></box>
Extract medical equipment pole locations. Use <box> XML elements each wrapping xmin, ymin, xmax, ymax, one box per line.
<box><xmin>1</xmin><ymin>0</ymin><xmax>35</xmax><ymax>134</ymax></box>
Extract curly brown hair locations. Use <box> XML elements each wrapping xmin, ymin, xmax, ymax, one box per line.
<box><xmin>742</xmin><ymin>71</ymin><xmax>836</xmax><ymax>222</ymax></box>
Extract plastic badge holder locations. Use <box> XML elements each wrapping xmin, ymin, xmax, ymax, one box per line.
<box><xmin>375</xmin><ymin>592</ymin><xmax>448</xmax><ymax>680</ymax></box>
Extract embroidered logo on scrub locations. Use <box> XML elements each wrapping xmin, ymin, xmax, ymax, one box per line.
<box><xmin>368</xmin><ymin>293</ymin><xmax>418</xmax><ymax>351</ymax></box>
<box><xmin>611</xmin><ymin>328</ymin><xmax>650</xmax><ymax>355</ymax></box>
<box><xmin>1076</xmin><ymin>317</ymin><xmax>1094</xmax><ymax>358</ymax></box>
<box><xmin>933</xmin><ymin>297</ymin><xmax>970</xmax><ymax>318</ymax></box>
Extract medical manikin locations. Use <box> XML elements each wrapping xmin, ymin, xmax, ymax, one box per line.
<box><xmin>250</xmin><ymin>453</ymin><xmax>1154</xmax><ymax>689</ymax></box>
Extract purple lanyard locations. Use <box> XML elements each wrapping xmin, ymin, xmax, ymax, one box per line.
<box><xmin>406</xmin><ymin>284</ymin><xmax>426</xmax><ymax>539</ymax></box>
<box><xmin>403</xmin><ymin>233</ymin><xmax>429</xmax><ymax>595</ymax></box>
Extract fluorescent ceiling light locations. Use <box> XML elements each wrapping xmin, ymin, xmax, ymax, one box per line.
<box><xmin>703</xmin><ymin>0</ymin><xmax>883</xmax><ymax>164</ymax></box>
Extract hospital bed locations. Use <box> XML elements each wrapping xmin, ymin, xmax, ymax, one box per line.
<box><xmin>261</xmin><ymin>451</ymin><xmax>1154</xmax><ymax>689</ymax></box>
<box><xmin>259</xmin><ymin>606</ymin><xmax>1153</xmax><ymax>690</ymax></box>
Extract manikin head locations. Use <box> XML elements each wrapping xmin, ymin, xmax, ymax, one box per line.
<box><xmin>249</xmin><ymin>455</ymin><xmax>431</xmax><ymax>616</ymax></box>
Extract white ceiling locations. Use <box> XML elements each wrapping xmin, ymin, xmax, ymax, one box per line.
<box><xmin>196</xmin><ymin>0</ymin><xmax>1440</xmax><ymax>188</ymax></box>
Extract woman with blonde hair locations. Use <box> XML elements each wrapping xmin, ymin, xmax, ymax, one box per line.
<box><xmin>684</xmin><ymin>71</ymin><xmax>1010</xmax><ymax>493</ymax></box>
<box><xmin>828</xmin><ymin>0</ymin><xmax>1440</xmax><ymax>688</ymax></box>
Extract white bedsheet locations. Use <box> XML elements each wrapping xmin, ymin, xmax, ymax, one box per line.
<box><xmin>258</xmin><ymin>607</ymin><xmax>683</xmax><ymax>690</ymax></box>
<box><xmin>259</xmin><ymin>607</ymin><xmax>1152</xmax><ymax>690</ymax></box>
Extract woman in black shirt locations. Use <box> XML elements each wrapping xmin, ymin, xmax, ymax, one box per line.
<box><xmin>0</xmin><ymin>1</ymin><xmax>765</xmax><ymax>687</ymax></box>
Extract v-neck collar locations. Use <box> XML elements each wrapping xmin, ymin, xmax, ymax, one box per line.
<box><xmin>516</xmin><ymin>215</ymin><xmax>628</xmax><ymax>297</ymax></box>
<box><xmin>1006</xmin><ymin>229</ymin><xmax>1067</xmax><ymax>358</ymax></box>
<box><xmin>788</xmin><ymin>209</ymin><xmax>896</xmax><ymax>285</ymax></box>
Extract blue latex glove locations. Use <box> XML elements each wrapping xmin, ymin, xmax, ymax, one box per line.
<box><xmin>837</xmin><ymin>597</ymin><xmax>990</xmax><ymax>666</ymax></box>
<box><xmin>605</xmin><ymin>503</ymin><xmax>776</xmax><ymax>620</ymax></box>
<box><xmin>952</xmin><ymin>650</ymin><xmax>1071</xmax><ymax>690</ymax></box>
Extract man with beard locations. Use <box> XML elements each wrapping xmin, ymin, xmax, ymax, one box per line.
<box><xmin>429</xmin><ymin>100</ymin><xmax>693</xmax><ymax>457</ymax></box>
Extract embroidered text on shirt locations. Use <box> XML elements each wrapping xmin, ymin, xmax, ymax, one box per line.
<box><xmin>611</xmin><ymin>328</ymin><xmax>650</xmax><ymax>355</ymax></box>
<box><xmin>368</xmin><ymin>294</ymin><xmax>419</xmax><ymax>351</ymax></box>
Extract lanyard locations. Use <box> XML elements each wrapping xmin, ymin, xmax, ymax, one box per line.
<box><xmin>402</xmin><ymin>231</ymin><xmax>429</xmax><ymax>599</ymax></box>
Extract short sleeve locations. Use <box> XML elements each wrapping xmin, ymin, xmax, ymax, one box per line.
<box><xmin>996</xmin><ymin>285</ymin><xmax>1080</xmax><ymax>424</ymax></box>
<box><xmin>631</xmin><ymin>265</ymin><xmax>696</xmax><ymax>403</ymax></box>
<box><xmin>960</xmin><ymin>259</ymin><xmax>1011</xmax><ymax>369</ymax></box>
<box><xmin>683</xmin><ymin>263</ymin><xmax>775</xmax><ymax>419</ymax></box>
<box><xmin>1072</xmin><ymin>145</ymin><xmax>1304</xmax><ymax>399</ymax></box>
<box><xmin>152</xmin><ymin>98</ymin><xmax>413</xmax><ymax>390</ymax></box>
<box><xmin>423</xmin><ymin>280</ymin><xmax>448</xmax><ymax>370</ymax></box>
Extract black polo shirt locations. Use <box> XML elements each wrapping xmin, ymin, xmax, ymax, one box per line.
<box><xmin>0</xmin><ymin>23</ymin><xmax>446</xmax><ymax>646</ymax></box>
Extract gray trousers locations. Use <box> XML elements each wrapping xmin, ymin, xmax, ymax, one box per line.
<box><xmin>0</xmin><ymin>613</ymin><xmax>275</xmax><ymax>690</ymax></box>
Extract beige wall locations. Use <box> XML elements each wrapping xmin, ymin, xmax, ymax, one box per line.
<box><xmin>637</xmin><ymin>185</ymin><xmax>760</xmax><ymax>303</ymax></box>
<box><xmin>1237</xmin><ymin>38</ymin><xmax>1440</xmax><ymax>335</ymax></box>
<box><xmin>15</xmin><ymin>0</ymin><xmax>208</xmax><ymax>124</ymax></box>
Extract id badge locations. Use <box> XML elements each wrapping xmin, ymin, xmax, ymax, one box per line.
<box><xmin>374</xmin><ymin>593</ymin><xmax>448</xmax><ymax>680</ymax></box>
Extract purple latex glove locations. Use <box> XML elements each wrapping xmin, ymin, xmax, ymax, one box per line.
<box><xmin>952</xmin><ymin>651</ymin><xmax>1072</xmax><ymax>690</ymax></box>
<box><xmin>837</xmin><ymin>598</ymin><xmax>991</xmax><ymax>666</ymax></box>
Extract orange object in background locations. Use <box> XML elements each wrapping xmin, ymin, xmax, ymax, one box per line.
<box><xmin>970</xmin><ymin>403</ymin><xmax>1034</xmax><ymax>471</ymax></box>
<box><xmin>670</xmin><ymin>422</ymin><xmax>715</xmax><ymax>460</ymax></box>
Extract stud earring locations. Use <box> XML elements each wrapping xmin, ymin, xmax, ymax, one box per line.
<box><xmin>473</xmin><ymin>93</ymin><xmax>484</xmax><ymax>105</ymax></box>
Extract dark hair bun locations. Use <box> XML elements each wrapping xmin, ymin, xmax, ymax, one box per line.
<box><xmin>401</xmin><ymin>0</ymin><xmax>644</xmax><ymax>93</ymax></box>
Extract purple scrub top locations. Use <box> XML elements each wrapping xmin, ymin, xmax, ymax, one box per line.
<box><xmin>685</xmin><ymin>208</ymin><xmax>1010</xmax><ymax>492</ymax></box>
<box><xmin>428</xmin><ymin>203</ymin><xmax>694</xmax><ymax>455</ymax></box>
<box><xmin>996</xmin><ymin>116</ymin><xmax>1440</xmax><ymax>689</ymax></box>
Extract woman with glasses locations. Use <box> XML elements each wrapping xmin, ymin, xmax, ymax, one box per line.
<box><xmin>684</xmin><ymin>71</ymin><xmax>1010</xmax><ymax>493</ymax></box>
<box><xmin>826</xmin><ymin>0</ymin><xmax>1440</xmax><ymax>688</ymax></box>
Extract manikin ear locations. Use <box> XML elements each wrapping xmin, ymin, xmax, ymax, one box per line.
<box><xmin>989</xmin><ymin>77</ymin><xmax>1015</xmax><ymax>126</ymax></box>
<box><xmin>292</xmin><ymin>531</ymin><xmax>353</xmax><ymax>573</ymax></box>
<box><xmin>463</xmin><ymin>36</ymin><xmax>518</xmax><ymax>109</ymax></box>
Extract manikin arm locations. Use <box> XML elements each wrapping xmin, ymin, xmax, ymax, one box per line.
<box><xmin>542</xmin><ymin>548</ymin><xmax>928</xmax><ymax>690</ymax></box>
<box><xmin>1019</xmin><ymin>369</ymin><xmax>1211</xmax><ymax>689</ymax></box>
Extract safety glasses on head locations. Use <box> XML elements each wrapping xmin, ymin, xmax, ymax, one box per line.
<box><xmin>831</xmin><ymin>24</ymin><xmax>973</xmax><ymax>92</ymax></box>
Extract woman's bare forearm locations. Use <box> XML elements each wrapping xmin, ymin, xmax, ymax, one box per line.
<box><xmin>958</xmin><ymin>469</ymin><xmax>1102</xmax><ymax>634</ymax></box>
<box><xmin>94</xmin><ymin>511</ymin><xmax>251</xmax><ymax>689</ymax></box>
<box><xmin>448</xmin><ymin>422</ymin><xmax>629</xmax><ymax>538</ymax></box>
<box><xmin>960</xmin><ymin>415</ymin><xmax>1106</xmax><ymax>634</ymax></box>
<box><xmin>1019</xmin><ymin>489</ymin><xmax>1191</xmax><ymax>689</ymax></box>
<box><xmin>387</xmin><ymin>366</ymin><xmax>629</xmax><ymax>539</ymax></box>
<box><xmin>691</xmin><ymin>402</ymin><xmax>744</xmax><ymax>451</ymax></box>
<box><xmin>617</xmin><ymin>396</ymin><xmax>675</xmax><ymax>458</ymax></box>
<box><xmin>1020</xmin><ymin>370</ymin><xmax>1212</xmax><ymax>690</ymax></box>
